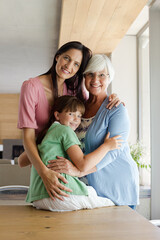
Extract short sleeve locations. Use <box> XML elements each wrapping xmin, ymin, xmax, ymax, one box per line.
<box><xmin>17</xmin><ymin>80</ymin><xmax>38</xmax><ymax>130</ymax></box>
<box><xmin>62</xmin><ymin>126</ymin><xmax>81</xmax><ymax>151</ymax></box>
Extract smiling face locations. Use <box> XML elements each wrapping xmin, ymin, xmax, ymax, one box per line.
<box><xmin>55</xmin><ymin>48</ymin><xmax>83</xmax><ymax>82</ymax></box>
<box><xmin>84</xmin><ymin>68</ymin><xmax>110</xmax><ymax>97</ymax></box>
<box><xmin>54</xmin><ymin>109</ymin><xmax>82</xmax><ymax>131</ymax></box>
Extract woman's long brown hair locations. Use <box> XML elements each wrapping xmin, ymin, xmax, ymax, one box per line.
<box><xmin>43</xmin><ymin>41</ymin><xmax>92</xmax><ymax>101</ymax></box>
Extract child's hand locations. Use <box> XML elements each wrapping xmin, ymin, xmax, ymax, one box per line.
<box><xmin>104</xmin><ymin>132</ymin><xmax>123</xmax><ymax>150</ymax></box>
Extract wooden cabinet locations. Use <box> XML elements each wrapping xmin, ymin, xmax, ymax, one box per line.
<box><xmin>0</xmin><ymin>94</ymin><xmax>22</xmax><ymax>144</ymax></box>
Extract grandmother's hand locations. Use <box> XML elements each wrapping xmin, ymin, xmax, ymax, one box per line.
<box><xmin>47</xmin><ymin>156</ymin><xmax>81</xmax><ymax>177</ymax></box>
<box><xmin>107</xmin><ymin>93</ymin><xmax>125</xmax><ymax>109</ymax></box>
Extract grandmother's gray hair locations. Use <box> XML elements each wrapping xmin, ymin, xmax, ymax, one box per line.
<box><xmin>84</xmin><ymin>54</ymin><xmax>115</xmax><ymax>84</ymax></box>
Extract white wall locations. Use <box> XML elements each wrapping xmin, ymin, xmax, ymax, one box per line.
<box><xmin>0</xmin><ymin>0</ymin><xmax>61</xmax><ymax>93</ymax></box>
<box><xmin>112</xmin><ymin>36</ymin><xmax>138</xmax><ymax>144</ymax></box>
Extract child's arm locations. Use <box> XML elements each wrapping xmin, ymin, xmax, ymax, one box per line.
<box><xmin>66</xmin><ymin>133</ymin><xmax>122</xmax><ymax>172</ymax></box>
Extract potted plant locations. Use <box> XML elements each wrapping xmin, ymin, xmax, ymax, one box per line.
<box><xmin>130</xmin><ymin>141</ymin><xmax>151</xmax><ymax>185</ymax></box>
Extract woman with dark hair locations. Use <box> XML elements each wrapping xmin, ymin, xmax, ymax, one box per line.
<box><xmin>18</xmin><ymin>41</ymin><xmax>120</xmax><ymax>201</ymax></box>
<box><xmin>44</xmin><ymin>41</ymin><xmax>92</xmax><ymax>100</ymax></box>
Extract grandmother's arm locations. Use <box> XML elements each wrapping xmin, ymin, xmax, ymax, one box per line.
<box><xmin>96</xmin><ymin>104</ymin><xmax>130</xmax><ymax>170</ymax></box>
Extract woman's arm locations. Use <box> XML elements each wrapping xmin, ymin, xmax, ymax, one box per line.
<box><xmin>22</xmin><ymin>128</ymin><xmax>72</xmax><ymax>200</ymax></box>
<box><xmin>66</xmin><ymin>133</ymin><xmax>122</xmax><ymax>172</ymax></box>
<box><xmin>18</xmin><ymin>151</ymin><xmax>32</xmax><ymax>167</ymax></box>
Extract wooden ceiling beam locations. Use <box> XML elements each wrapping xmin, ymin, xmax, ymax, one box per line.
<box><xmin>59</xmin><ymin>0</ymin><xmax>148</xmax><ymax>54</ymax></box>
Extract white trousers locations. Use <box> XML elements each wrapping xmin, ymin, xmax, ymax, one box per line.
<box><xmin>33</xmin><ymin>186</ymin><xmax>114</xmax><ymax>212</ymax></box>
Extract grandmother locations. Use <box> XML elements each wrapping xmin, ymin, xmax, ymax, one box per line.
<box><xmin>48</xmin><ymin>54</ymin><xmax>139</xmax><ymax>209</ymax></box>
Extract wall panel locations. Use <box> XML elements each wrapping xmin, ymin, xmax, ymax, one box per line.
<box><xmin>0</xmin><ymin>94</ymin><xmax>22</xmax><ymax>144</ymax></box>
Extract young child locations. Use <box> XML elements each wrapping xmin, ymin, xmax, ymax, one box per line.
<box><xmin>26</xmin><ymin>96</ymin><xmax>122</xmax><ymax>211</ymax></box>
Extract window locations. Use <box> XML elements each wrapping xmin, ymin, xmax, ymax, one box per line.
<box><xmin>138</xmin><ymin>26</ymin><xmax>151</xmax><ymax>186</ymax></box>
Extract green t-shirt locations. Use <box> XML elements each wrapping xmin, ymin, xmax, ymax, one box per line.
<box><xmin>26</xmin><ymin>122</ymin><xmax>88</xmax><ymax>203</ymax></box>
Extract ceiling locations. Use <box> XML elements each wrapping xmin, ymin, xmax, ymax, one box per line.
<box><xmin>0</xmin><ymin>0</ymin><xmax>149</xmax><ymax>93</ymax></box>
<box><xmin>59</xmin><ymin>0</ymin><xmax>148</xmax><ymax>54</ymax></box>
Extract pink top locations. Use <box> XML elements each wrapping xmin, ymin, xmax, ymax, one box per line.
<box><xmin>18</xmin><ymin>77</ymin><xmax>51</xmax><ymax>135</ymax></box>
<box><xmin>18</xmin><ymin>77</ymin><xmax>88</xmax><ymax>135</ymax></box>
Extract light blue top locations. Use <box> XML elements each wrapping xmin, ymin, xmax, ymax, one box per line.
<box><xmin>83</xmin><ymin>97</ymin><xmax>139</xmax><ymax>205</ymax></box>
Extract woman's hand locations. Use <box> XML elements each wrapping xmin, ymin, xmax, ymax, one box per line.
<box><xmin>22</xmin><ymin>129</ymin><xmax>72</xmax><ymax>201</ymax></box>
<box><xmin>104</xmin><ymin>132</ymin><xmax>123</xmax><ymax>150</ymax></box>
<box><xmin>47</xmin><ymin>156</ymin><xmax>81</xmax><ymax>177</ymax></box>
<box><xmin>40</xmin><ymin>168</ymin><xmax>73</xmax><ymax>201</ymax></box>
<box><xmin>107</xmin><ymin>93</ymin><xmax>125</xmax><ymax>109</ymax></box>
